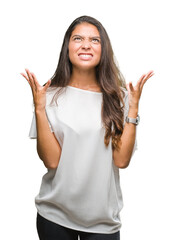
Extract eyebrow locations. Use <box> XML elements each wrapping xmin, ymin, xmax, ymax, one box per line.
<box><xmin>71</xmin><ymin>34</ymin><xmax>101</xmax><ymax>39</ymax></box>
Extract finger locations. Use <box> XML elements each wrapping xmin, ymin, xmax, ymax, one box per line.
<box><xmin>146</xmin><ymin>70</ymin><xmax>154</xmax><ymax>76</ymax></box>
<box><xmin>140</xmin><ymin>71</ymin><xmax>154</xmax><ymax>89</ymax></box>
<box><xmin>143</xmin><ymin>70</ymin><xmax>154</xmax><ymax>79</ymax></box>
<box><xmin>137</xmin><ymin>73</ymin><xmax>146</xmax><ymax>88</ymax></box>
<box><xmin>128</xmin><ymin>82</ymin><xmax>134</xmax><ymax>92</ymax></box>
<box><xmin>43</xmin><ymin>79</ymin><xmax>51</xmax><ymax>91</ymax></box>
<box><xmin>25</xmin><ymin>68</ymin><xmax>36</xmax><ymax>89</ymax></box>
<box><xmin>20</xmin><ymin>73</ymin><xmax>32</xmax><ymax>87</ymax></box>
<box><xmin>30</xmin><ymin>72</ymin><xmax>40</xmax><ymax>88</ymax></box>
<box><xmin>137</xmin><ymin>71</ymin><xmax>152</xmax><ymax>89</ymax></box>
<box><xmin>147</xmin><ymin>71</ymin><xmax>155</xmax><ymax>79</ymax></box>
<box><xmin>140</xmin><ymin>77</ymin><xmax>149</xmax><ymax>90</ymax></box>
<box><xmin>143</xmin><ymin>71</ymin><xmax>154</xmax><ymax>81</ymax></box>
<box><xmin>126</xmin><ymin>83</ymin><xmax>129</xmax><ymax>92</ymax></box>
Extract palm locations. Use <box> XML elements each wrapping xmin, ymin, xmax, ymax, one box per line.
<box><xmin>20</xmin><ymin>68</ymin><xmax>51</xmax><ymax>110</ymax></box>
<box><xmin>126</xmin><ymin>70</ymin><xmax>154</xmax><ymax>108</ymax></box>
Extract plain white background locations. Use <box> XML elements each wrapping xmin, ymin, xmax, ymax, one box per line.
<box><xmin>1</xmin><ymin>0</ymin><xmax>175</xmax><ymax>239</ymax></box>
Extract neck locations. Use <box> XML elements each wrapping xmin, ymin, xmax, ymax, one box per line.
<box><xmin>69</xmin><ymin>68</ymin><xmax>99</xmax><ymax>87</ymax></box>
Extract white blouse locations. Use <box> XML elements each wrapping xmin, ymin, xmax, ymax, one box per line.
<box><xmin>29</xmin><ymin>85</ymin><xmax>137</xmax><ymax>234</ymax></box>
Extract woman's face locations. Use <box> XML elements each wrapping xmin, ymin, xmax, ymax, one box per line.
<box><xmin>68</xmin><ymin>22</ymin><xmax>102</xmax><ymax>71</ymax></box>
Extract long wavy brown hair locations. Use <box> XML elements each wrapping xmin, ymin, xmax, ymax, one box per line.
<box><xmin>47</xmin><ymin>15</ymin><xmax>127</xmax><ymax>150</ymax></box>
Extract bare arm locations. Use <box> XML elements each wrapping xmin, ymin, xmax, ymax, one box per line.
<box><xmin>21</xmin><ymin>68</ymin><xmax>61</xmax><ymax>169</ymax></box>
<box><xmin>113</xmin><ymin>107</ymin><xmax>138</xmax><ymax>168</ymax></box>
<box><xmin>35</xmin><ymin>109</ymin><xmax>62</xmax><ymax>169</ymax></box>
<box><xmin>113</xmin><ymin>70</ymin><xmax>154</xmax><ymax>168</ymax></box>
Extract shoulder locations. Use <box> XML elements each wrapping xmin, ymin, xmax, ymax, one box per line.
<box><xmin>46</xmin><ymin>87</ymin><xmax>61</xmax><ymax>106</ymax></box>
<box><xmin>46</xmin><ymin>86</ymin><xmax>67</xmax><ymax>106</ymax></box>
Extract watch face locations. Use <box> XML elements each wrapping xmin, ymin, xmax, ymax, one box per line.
<box><xmin>126</xmin><ymin>115</ymin><xmax>140</xmax><ymax>125</ymax></box>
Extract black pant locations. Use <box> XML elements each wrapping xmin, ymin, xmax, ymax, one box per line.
<box><xmin>37</xmin><ymin>213</ymin><xmax>120</xmax><ymax>240</ymax></box>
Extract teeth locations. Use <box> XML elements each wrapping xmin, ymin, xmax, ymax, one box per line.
<box><xmin>79</xmin><ymin>54</ymin><xmax>92</xmax><ymax>57</ymax></box>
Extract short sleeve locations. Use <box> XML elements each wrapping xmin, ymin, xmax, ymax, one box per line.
<box><xmin>123</xmin><ymin>89</ymin><xmax>138</xmax><ymax>156</ymax></box>
<box><xmin>28</xmin><ymin>110</ymin><xmax>54</xmax><ymax>139</ymax></box>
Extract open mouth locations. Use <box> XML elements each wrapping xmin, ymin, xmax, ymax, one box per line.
<box><xmin>78</xmin><ymin>53</ymin><xmax>93</xmax><ymax>60</ymax></box>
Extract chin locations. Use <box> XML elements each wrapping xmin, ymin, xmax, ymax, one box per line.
<box><xmin>74</xmin><ymin>61</ymin><xmax>100</xmax><ymax>70</ymax></box>
<box><xmin>78</xmin><ymin>65</ymin><xmax>97</xmax><ymax>71</ymax></box>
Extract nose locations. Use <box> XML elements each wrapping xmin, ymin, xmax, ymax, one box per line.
<box><xmin>81</xmin><ymin>40</ymin><xmax>91</xmax><ymax>50</ymax></box>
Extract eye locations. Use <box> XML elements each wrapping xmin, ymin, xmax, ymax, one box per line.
<box><xmin>73</xmin><ymin>37</ymin><xmax>82</xmax><ymax>42</ymax></box>
<box><xmin>92</xmin><ymin>38</ymin><xmax>100</xmax><ymax>43</ymax></box>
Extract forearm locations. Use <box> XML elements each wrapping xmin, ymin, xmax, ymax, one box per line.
<box><xmin>113</xmin><ymin>107</ymin><xmax>138</xmax><ymax>168</ymax></box>
<box><xmin>35</xmin><ymin>109</ymin><xmax>61</xmax><ymax>169</ymax></box>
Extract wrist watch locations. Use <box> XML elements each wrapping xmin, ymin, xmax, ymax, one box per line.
<box><xmin>125</xmin><ymin>114</ymin><xmax>140</xmax><ymax>125</ymax></box>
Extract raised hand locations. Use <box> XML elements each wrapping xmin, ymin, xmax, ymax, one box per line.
<box><xmin>126</xmin><ymin>70</ymin><xmax>154</xmax><ymax>109</ymax></box>
<box><xmin>20</xmin><ymin>69</ymin><xmax>51</xmax><ymax>111</ymax></box>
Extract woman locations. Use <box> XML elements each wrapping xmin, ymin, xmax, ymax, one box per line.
<box><xmin>21</xmin><ymin>15</ymin><xmax>154</xmax><ymax>240</ymax></box>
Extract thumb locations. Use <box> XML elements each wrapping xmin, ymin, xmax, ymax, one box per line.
<box><xmin>126</xmin><ymin>83</ymin><xmax>130</xmax><ymax>93</ymax></box>
<box><xmin>43</xmin><ymin>79</ymin><xmax>51</xmax><ymax>90</ymax></box>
